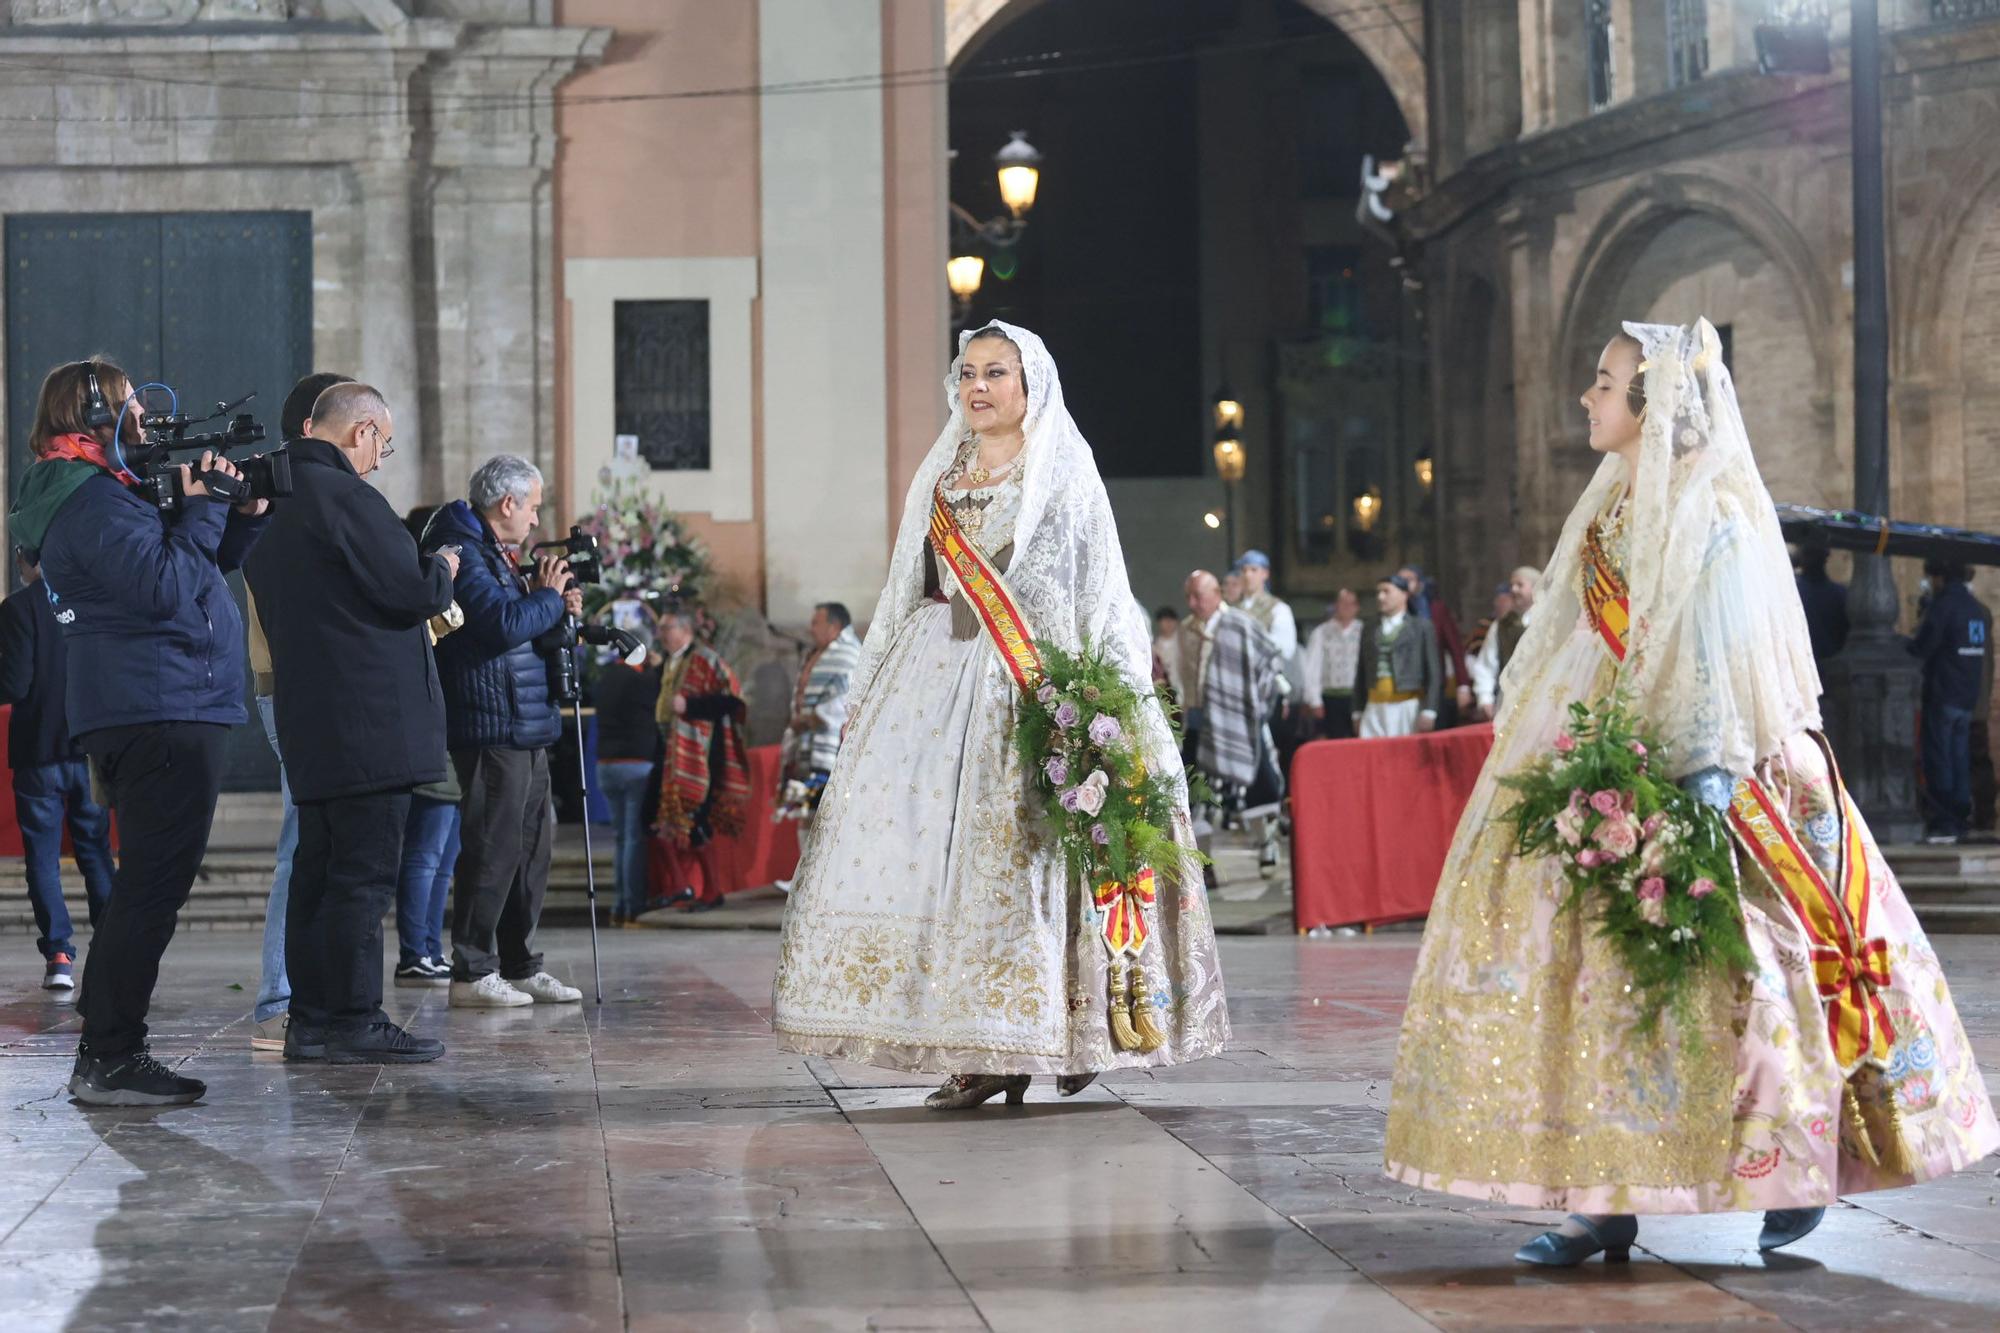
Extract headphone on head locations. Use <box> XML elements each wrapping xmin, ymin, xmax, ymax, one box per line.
<box><xmin>82</xmin><ymin>362</ymin><xmax>116</xmax><ymax>431</ymax></box>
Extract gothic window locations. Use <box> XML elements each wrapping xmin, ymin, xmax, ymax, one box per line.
<box><xmin>1587</xmin><ymin>0</ymin><xmax>1615</xmax><ymax>112</ymax></box>
<box><xmin>1668</xmin><ymin>0</ymin><xmax>1710</xmax><ymax>88</ymax></box>
<box><xmin>613</xmin><ymin>299</ymin><xmax>710</xmax><ymax>471</ymax></box>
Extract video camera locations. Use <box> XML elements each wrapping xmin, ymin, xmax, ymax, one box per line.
<box><xmin>130</xmin><ymin>391</ymin><xmax>292</xmax><ymax>513</ymax></box>
<box><xmin>528</xmin><ymin>525</ymin><xmax>603</xmax><ymax>586</ymax></box>
<box><xmin>541</xmin><ymin>616</ymin><xmax>645</xmax><ymax>706</ymax></box>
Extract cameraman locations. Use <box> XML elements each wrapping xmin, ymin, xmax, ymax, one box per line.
<box><xmin>9</xmin><ymin>358</ymin><xmax>269</xmax><ymax>1106</ymax></box>
<box><xmin>422</xmin><ymin>456</ymin><xmax>584</xmax><ymax>1008</ymax></box>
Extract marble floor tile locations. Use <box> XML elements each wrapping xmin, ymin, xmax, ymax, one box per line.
<box><xmin>3</xmin><ymin>928</ymin><xmax>1998</xmax><ymax>1330</ymax></box>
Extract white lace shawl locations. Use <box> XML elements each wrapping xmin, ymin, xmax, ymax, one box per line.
<box><xmin>849</xmin><ymin>321</ymin><xmax>1189</xmax><ymax>788</ymax></box>
<box><xmin>1497</xmin><ymin>317</ymin><xmax>1820</xmax><ymax>780</ymax></box>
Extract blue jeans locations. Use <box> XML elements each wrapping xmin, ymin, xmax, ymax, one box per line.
<box><xmin>397</xmin><ymin>797</ymin><xmax>461</xmax><ymax>967</ymax></box>
<box><xmin>595</xmin><ymin>760</ymin><xmax>654</xmax><ymax>916</ymax></box>
<box><xmin>1923</xmin><ymin>702</ymin><xmax>1975</xmax><ymax>838</ymax></box>
<box><xmin>15</xmin><ymin>758</ymin><xmax>115</xmax><ymax>961</ymax></box>
<box><xmin>256</xmin><ymin>695</ymin><xmax>297</xmax><ymax>1022</ymax></box>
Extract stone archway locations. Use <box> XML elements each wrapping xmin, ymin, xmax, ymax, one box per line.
<box><xmin>1556</xmin><ymin>173</ymin><xmax>1837</xmax><ymax>506</ymax></box>
<box><xmin>944</xmin><ymin>0</ymin><xmax>1427</xmax><ymax>147</ymax></box>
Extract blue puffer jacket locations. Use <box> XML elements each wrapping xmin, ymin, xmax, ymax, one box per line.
<box><xmin>25</xmin><ymin>471</ymin><xmax>265</xmax><ymax>737</ymax></box>
<box><xmin>421</xmin><ymin>500</ymin><xmax>566</xmax><ymax>751</ymax></box>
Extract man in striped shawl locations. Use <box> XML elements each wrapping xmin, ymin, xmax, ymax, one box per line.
<box><xmin>1179</xmin><ymin>569</ymin><xmax>1283</xmax><ymax>874</ymax></box>
<box><xmin>775</xmin><ymin>603</ymin><xmax>862</xmax><ymax>890</ymax></box>
<box><xmin>653</xmin><ymin>607</ymin><xmax>749</xmax><ymax>913</ymax></box>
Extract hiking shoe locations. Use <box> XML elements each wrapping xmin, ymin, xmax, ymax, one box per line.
<box><xmin>507</xmin><ymin>971</ymin><xmax>582</xmax><ymax>1004</ymax></box>
<box><xmin>69</xmin><ymin>1047</ymin><xmax>205</xmax><ymax>1107</ymax></box>
<box><xmin>449</xmin><ymin>974</ymin><xmax>532</xmax><ymax>1008</ymax></box>
<box><xmin>251</xmin><ymin>1012</ymin><xmax>289</xmax><ymax>1051</ymax></box>
<box><xmin>284</xmin><ymin>1020</ymin><xmax>328</xmax><ymax>1062</ymax></box>
<box><xmin>43</xmin><ymin>953</ymin><xmax>75</xmax><ymax>991</ymax></box>
<box><xmin>394</xmin><ymin>957</ymin><xmax>451</xmax><ymax>989</ymax></box>
<box><xmin>323</xmin><ymin>1019</ymin><xmax>444</xmax><ymax>1065</ymax></box>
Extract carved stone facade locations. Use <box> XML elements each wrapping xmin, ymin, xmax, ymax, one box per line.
<box><xmin>0</xmin><ymin>0</ymin><xmax>609</xmax><ymax>516</ymax></box>
<box><xmin>1404</xmin><ymin>4</ymin><xmax>2000</xmax><ymax>623</ymax></box>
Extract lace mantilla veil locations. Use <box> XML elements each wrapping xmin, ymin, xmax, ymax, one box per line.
<box><xmin>1496</xmin><ymin>316</ymin><xmax>1821</xmax><ymax>779</ymax></box>
<box><xmin>846</xmin><ymin>320</ymin><xmax>1190</xmax><ymax>790</ymax></box>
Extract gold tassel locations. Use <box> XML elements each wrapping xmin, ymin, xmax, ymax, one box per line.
<box><xmin>1107</xmin><ymin>963</ymin><xmax>1142</xmax><ymax>1051</ymax></box>
<box><xmin>1842</xmin><ymin>1082</ymin><xmax>1882</xmax><ymax>1168</ymax></box>
<box><xmin>1128</xmin><ymin>963</ymin><xmax>1168</xmax><ymax>1052</ymax></box>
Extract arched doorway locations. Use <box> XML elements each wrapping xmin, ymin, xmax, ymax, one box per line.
<box><xmin>945</xmin><ymin>0</ymin><xmax>1421</xmax><ymax>610</ymax></box>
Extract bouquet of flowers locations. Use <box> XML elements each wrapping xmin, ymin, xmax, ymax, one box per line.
<box><xmin>1501</xmin><ymin>695</ymin><xmax>1753</xmax><ymax>1032</ymax></box>
<box><xmin>1013</xmin><ymin>641</ymin><xmax>1203</xmax><ymax>1052</ymax></box>
<box><xmin>574</xmin><ymin>474</ymin><xmax>711</xmax><ymax>617</ymax></box>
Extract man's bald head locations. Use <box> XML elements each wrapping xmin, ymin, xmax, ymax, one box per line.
<box><xmin>1185</xmin><ymin>569</ymin><xmax>1222</xmax><ymax>620</ymax></box>
<box><xmin>308</xmin><ymin>382</ymin><xmax>388</xmax><ymax>440</ymax></box>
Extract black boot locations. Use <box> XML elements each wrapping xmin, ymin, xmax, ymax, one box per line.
<box><xmin>321</xmin><ymin>1019</ymin><xmax>444</xmax><ymax>1065</ymax></box>
<box><xmin>69</xmin><ymin>1045</ymin><xmax>206</xmax><ymax>1107</ymax></box>
<box><xmin>284</xmin><ymin>1021</ymin><xmax>329</xmax><ymax>1062</ymax></box>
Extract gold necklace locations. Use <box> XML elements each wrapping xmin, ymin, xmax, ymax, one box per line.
<box><xmin>964</xmin><ymin>440</ymin><xmax>1022</xmax><ymax>487</ymax></box>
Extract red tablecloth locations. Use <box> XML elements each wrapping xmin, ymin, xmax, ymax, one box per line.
<box><xmin>1290</xmin><ymin>724</ymin><xmax>1495</xmax><ymax>931</ymax></box>
<box><xmin>648</xmin><ymin>744</ymin><xmax>800</xmax><ymax>900</ymax></box>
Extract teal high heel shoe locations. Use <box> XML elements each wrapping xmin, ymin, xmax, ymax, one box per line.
<box><xmin>1514</xmin><ymin>1214</ymin><xmax>1638</xmax><ymax>1266</ymax></box>
<box><xmin>1758</xmin><ymin>1207</ymin><xmax>1825</xmax><ymax>1252</ymax></box>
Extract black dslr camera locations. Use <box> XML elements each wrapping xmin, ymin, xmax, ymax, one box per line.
<box><xmin>133</xmin><ymin>392</ymin><xmax>292</xmax><ymax>513</ymax></box>
<box><xmin>528</xmin><ymin>524</ymin><xmax>603</xmax><ymax>586</ymax></box>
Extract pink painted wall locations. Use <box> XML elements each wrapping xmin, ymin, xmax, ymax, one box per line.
<box><xmin>554</xmin><ymin>0</ymin><xmax>765</xmax><ymax>604</ymax></box>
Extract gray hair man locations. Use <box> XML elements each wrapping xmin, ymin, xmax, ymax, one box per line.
<box><xmin>421</xmin><ymin>455</ymin><xmax>585</xmax><ymax>1007</ymax></box>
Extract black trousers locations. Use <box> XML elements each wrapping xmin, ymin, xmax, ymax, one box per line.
<box><xmin>77</xmin><ymin>722</ymin><xmax>227</xmax><ymax>1060</ymax></box>
<box><xmin>288</xmin><ymin>789</ymin><xmax>413</xmax><ymax>1034</ymax></box>
<box><xmin>1317</xmin><ymin>693</ymin><xmax>1355</xmax><ymax>740</ymax></box>
<box><xmin>450</xmin><ymin>747</ymin><xmax>552</xmax><ymax>981</ymax></box>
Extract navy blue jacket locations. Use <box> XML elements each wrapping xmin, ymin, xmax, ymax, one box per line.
<box><xmin>37</xmin><ymin>474</ymin><xmax>265</xmax><ymax>738</ymax></box>
<box><xmin>421</xmin><ymin>500</ymin><xmax>565</xmax><ymax>751</ymax></box>
<box><xmin>1909</xmin><ymin>582</ymin><xmax>1993</xmax><ymax>713</ymax></box>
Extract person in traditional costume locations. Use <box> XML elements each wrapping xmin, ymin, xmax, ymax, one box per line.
<box><xmin>1352</xmin><ymin>573</ymin><xmax>1441</xmax><ymax>739</ymax></box>
<box><xmin>1384</xmin><ymin>317</ymin><xmax>2000</xmax><ymax>1263</ymax></box>
<box><xmin>771</xmin><ymin>323</ymin><xmax>1230</xmax><ymax>1108</ymax></box>
<box><xmin>773</xmin><ymin>601</ymin><xmax>863</xmax><ymax>891</ymax></box>
<box><xmin>650</xmin><ymin>606</ymin><xmax>750</xmax><ymax>914</ymax></box>
<box><xmin>1182</xmin><ymin>569</ymin><xmax>1285</xmax><ymax>870</ymax></box>
<box><xmin>1303</xmin><ymin>588</ymin><xmax>1364</xmax><ymax>740</ymax></box>
<box><xmin>1468</xmin><ymin>566</ymin><xmax>1540</xmax><ymax>720</ymax></box>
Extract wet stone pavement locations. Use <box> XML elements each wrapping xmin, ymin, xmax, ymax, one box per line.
<box><xmin>3</xmin><ymin>929</ymin><xmax>1999</xmax><ymax>1331</ymax></box>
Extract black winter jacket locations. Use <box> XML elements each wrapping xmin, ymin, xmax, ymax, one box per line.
<box><xmin>420</xmin><ymin>500</ymin><xmax>566</xmax><ymax>751</ymax></box>
<box><xmin>0</xmin><ymin>579</ymin><xmax>80</xmax><ymax>768</ymax></box>
<box><xmin>243</xmin><ymin>439</ymin><xmax>454</xmax><ymax>801</ymax></box>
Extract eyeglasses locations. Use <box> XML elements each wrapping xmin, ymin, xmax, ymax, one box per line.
<box><xmin>365</xmin><ymin>419</ymin><xmax>395</xmax><ymax>461</ymax></box>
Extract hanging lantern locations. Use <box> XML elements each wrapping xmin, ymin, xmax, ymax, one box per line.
<box><xmin>1413</xmin><ymin>457</ymin><xmax>1434</xmax><ymax>493</ymax></box>
<box><xmin>1213</xmin><ymin>437</ymin><xmax>1247</xmax><ymax>484</ymax></box>
<box><xmin>995</xmin><ymin>131</ymin><xmax>1043</xmax><ymax>219</ymax></box>
<box><xmin>946</xmin><ymin>254</ymin><xmax>986</xmax><ymax>301</ymax></box>
<box><xmin>1352</xmin><ymin>486</ymin><xmax>1384</xmax><ymax>533</ymax></box>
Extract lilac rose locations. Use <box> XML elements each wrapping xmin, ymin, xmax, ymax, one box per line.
<box><xmin>1059</xmin><ymin>786</ymin><xmax>1084</xmax><ymax>813</ymax></box>
<box><xmin>1090</xmin><ymin>823</ymin><xmax>1111</xmax><ymax>845</ymax></box>
<box><xmin>1087</xmin><ymin>713</ymin><xmax>1122</xmax><ymax>746</ymax></box>
<box><xmin>1054</xmin><ymin>701</ymin><xmax>1081</xmax><ymax>729</ymax></box>
<box><xmin>1044</xmin><ymin>755</ymin><xmax>1069</xmax><ymax>786</ymax></box>
<box><xmin>1037</xmin><ymin>682</ymin><xmax>1058</xmax><ymax>705</ymax></box>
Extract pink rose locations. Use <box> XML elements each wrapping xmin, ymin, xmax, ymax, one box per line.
<box><xmin>1630</xmin><ymin>741</ymin><xmax>1648</xmax><ymax>757</ymax></box>
<box><xmin>1641</xmin><ymin>812</ymin><xmax>1666</xmax><ymax>840</ymax></box>
<box><xmin>1593</xmin><ymin>817</ymin><xmax>1638</xmax><ymax>860</ymax></box>
<box><xmin>1555</xmin><ymin>809</ymin><xmax>1585</xmax><ymax>848</ymax></box>
<box><xmin>1638</xmin><ymin>876</ymin><xmax>1667</xmax><ymax>901</ymax></box>
<box><xmin>1688</xmin><ymin>877</ymin><xmax>1719</xmax><ymax>900</ymax></box>
<box><xmin>1574</xmin><ymin>848</ymin><xmax>1607</xmax><ymax>869</ymax></box>
<box><xmin>1589</xmin><ymin>789</ymin><xmax>1623</xmax><ymax>817</ymax></box>
<box><xmin>1553</xmin><ymin>733</ymin><xmax>1577</xmax><ymax>754</ymax></box>
<box><xmin>1639</xmin><ymin>839</ymin><xmax>1668</xmax><ymax>878</ymax></box>
<box><xmin>1638</xmin><ymin>895</ymin><xmax>1667</xmax><ymax>927</ymax></box>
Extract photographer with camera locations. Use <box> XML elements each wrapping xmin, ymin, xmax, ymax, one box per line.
<box><xmin>244</xmin><ymin>383</ymin><xmax>459</xmax><ymax>1063</ymax></box>
<box><xmin>9</xmin><ymin>358</ymin><xmax>269</xmax><ymax>1105</ymax></box>
<box><xmin>422</xmin><ymin>456</ymin><xmax>584</xmax><ymax>1008</ymax></box>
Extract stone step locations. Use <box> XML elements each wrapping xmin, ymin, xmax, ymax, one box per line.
<box><xmin>1880</xmin><ymin>843</ymin><xmax>2000</xmax><ymax>878</ymax></box>
<box><xmin>1908</xmin><ymin>901</ymin><xmax>2000</xmax><ymax>934</ymax></box>
<box><xmin>1897</xmin><ymin>874</ymin><xmax>2000</xmax><ymax>906</ymax></box>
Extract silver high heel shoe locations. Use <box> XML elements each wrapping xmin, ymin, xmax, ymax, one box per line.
<box><xmin>924</xmin><ymin>1074</ymin><xmax>1030</xmax><ymax>1110</ymax></box>
<box><xmin>1055</xmin><ymin>1072</ymin><xmax>1098</xmax><ymax>1097</ymax></box>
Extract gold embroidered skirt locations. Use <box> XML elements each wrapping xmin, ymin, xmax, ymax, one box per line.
<box><xmin>772</xmin><ymin>601</ymin><xmax>1231</xmax><ymax>1075</ymax></box>
<box><xmin>1384</xmin><ymin>637</ymin><xmax>1999</xmax><ymax>1213</ymax></box>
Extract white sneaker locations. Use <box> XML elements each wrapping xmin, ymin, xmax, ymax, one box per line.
<box><xmin>449</xmin><ymin>974</ymin><xmax>533</xmax><ymax>1008</ymax></box>
<box><xmin>508</xmin><ymin>971</ymin><xmax>582</xmax><ymax>1004</ymax></box>
<box><xmin>251</xmin><ymin>1012</ymin><xmax>289</xmax><ymax>1051</ymax></box>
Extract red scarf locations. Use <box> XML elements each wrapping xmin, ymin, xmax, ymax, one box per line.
<box><xmin>658</xmin><ymin>645</ymin><xmax>752</xmax><ymax>846</ymax></box>
<box><xmin>42</xmin><ymin>432</ymin><xmax>138</xmax><ymax>489</ymax></box>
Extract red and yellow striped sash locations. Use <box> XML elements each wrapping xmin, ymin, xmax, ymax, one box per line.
<box><xmin>1728</xmin><ymin>772</ymin><xmax>1895</xmax><ymax>1073</ymax></box>
<box><xmin>929</xmin><ymin>487</ymin><xmax>1043</xmax><ymax>693</ymax></box>
<box><xmin>1091</xmin><ymin>868</ymin><xmax>1156</xmax><ymax>955</ymax></box>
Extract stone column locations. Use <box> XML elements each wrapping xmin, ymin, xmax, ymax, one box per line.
<box><xmin>1499</xmin><ymin>204</ymin><xmax>1564</xmax><ymax>562</ymax></box>
<box><xmin>354</xmin><ymin>157</ymin><xmax>425</xmax><ymax>516</ymax></box>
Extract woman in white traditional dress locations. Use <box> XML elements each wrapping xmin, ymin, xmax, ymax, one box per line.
<box><xmin>772</xmin><ymin>323</ymin><xmax>1230</xmax><ymax>1108</ymax></box>
<box><xmin>1384</xmin><ymin>318</ymin><xmax>1999</xmax><ymax>1261</ymax></box>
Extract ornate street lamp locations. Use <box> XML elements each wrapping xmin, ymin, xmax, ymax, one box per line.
<box><xmin>947</xmin><ymin>254</ymin><xmax>987</xmax><ymax>325</ymax></box>
<box><xmin>994</xmin><ymin>130</ymin><xmax>1043</xmax><ymax>219</ymax></box>
<box><xmin>948</xmin><ymin>131</ymin><xmax>1045</xmax><ymax>326</ymax></box>
<box><xmin>1212</xmin><ymin>388</ymin><xmax>1247</xmax><ymax>555</ymax></box>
